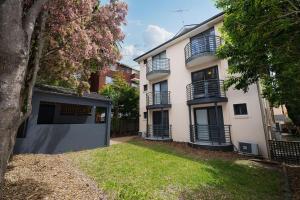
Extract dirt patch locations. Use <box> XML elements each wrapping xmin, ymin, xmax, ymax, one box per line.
<box><xmin>2</xmin><ymin>154</ymin><xmax>106</xmax><ymax>200</ymax></box>
<box><xmin>110</xmin><ymin>136</ymin><xmax>137</xmax><ymax>145</ymax></box>
<box><xmin>134</xmin><ymin>138</ymin><xmax>246</xmax><ymax>161</ymax></box>
<box><xmin>287</xmin><ymin>166</ymin><xmax>300</xmax><ymax>200</ymax></box>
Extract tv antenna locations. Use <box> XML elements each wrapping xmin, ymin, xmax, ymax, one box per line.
<box><xmin>171</xmin><ymin>9</ymin><xmax>189</xmax><ymax>26</ymax></box>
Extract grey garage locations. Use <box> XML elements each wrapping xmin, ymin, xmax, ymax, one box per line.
<box><xmin>14</xmin><ymin>85</ymin><xmax>112</xmax><ymax>154</ymax></box>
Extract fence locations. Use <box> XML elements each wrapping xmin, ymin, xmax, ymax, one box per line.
<box><xmin>269</xmin><ymin>140</ymin><xmax>300</xmax><ymax>165</ymax></box>
<box><xmin>111</xmin><ymin>118</ymin><xmax>139</xmax><ymax>137</ymax></box>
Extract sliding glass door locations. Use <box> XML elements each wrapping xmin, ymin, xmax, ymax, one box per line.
<box><xmin>153</xmin><ymin>110</ymin><xmax>169</xmax><ymax>137</ymax></box>
<box><xmin>191</xmin><ymin>66</ymin><xmax>219</xmax><ymax>98</ymax></box>
<box><xmin>153</xmin><ymin>81</ymin><xmax>168</xmax><ymax>105</ymax></box>
<box><xmin>194</xmin><ymin>106</ymin><xmax>225</xmax><ymax>143</ymax></box>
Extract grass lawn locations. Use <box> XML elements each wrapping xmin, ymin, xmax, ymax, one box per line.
<box><xmin>69</xmin><ymin>139</ymin><xmax>282</xmax><ymax>200</ymax></box>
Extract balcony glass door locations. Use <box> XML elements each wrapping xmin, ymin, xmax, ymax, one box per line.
<box><xmin>191</xmin><ymin>66</ymin><xmax>219</xmax><ymax>98</ymax></box>
<box><xmin>153</xmin><ymin>111</ymin><xmax>169</xmax><ymax>137</ymax></box>
<box><xmin>191</xmin><ymin>28</ymin><xmax>215</xmax><ymax>56</ymax></box>
<box><xmin>152</xmin><ymin>51</ymin><xmax>166</xmax><ymax>71</ymax></box>
<box><xmin>195</xmin><ymin>106</ymin><xmax>225</xmax><ymax>143</ymax></box>
<box><xmin>153</xmin><ymin>81</ymin><xmax>168</xmax><ymax>105</ymax></box>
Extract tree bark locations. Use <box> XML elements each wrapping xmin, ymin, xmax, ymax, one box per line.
<box><xmin>0</xmin><ymin>0</ymin><xmax>48</xmax><ymax>193</ymax></box>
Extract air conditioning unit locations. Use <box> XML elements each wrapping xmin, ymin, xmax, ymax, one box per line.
<box><xmin>239</xmin><ymin>142</ymin><xmax>259</xmax><ymax>156</ymax></box>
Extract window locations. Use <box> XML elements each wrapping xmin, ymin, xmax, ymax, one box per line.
<box><xmin>131</xmin><ymin>83</ymin><xmax>138</xmax><ymax>88</ymax></box>
<box><xmin>60</xmin><ymin>104</ymin><xmax>92</xmax><ymax>116</ymax></box>
<box><xmin>233</xmin><ymin>103</ymin><xmax>248</xmax><ymax>115</ymax></box>
<box><xmin>105</xmin><ymin>76</ymin><xmax>113</xmax><ymax>84</ymax></box>
<box><xmin>37</xmin><ymin>103</ymin><xmax>55</xmax><ymax>124</ymax></box>
<box><xmin>143</xmin><ymin>84</ymin><xmax>148</xmax><ymax>91</ymax></box>
<box><xmin>110</xmin><ymin>64</ymin><xmax>117</xmax><ymax>71</ymax></box>
<box><xmin>95</xmin><ymin>107</ymin><xmax>107</xmax><ymax>123</ymax></box>
<box><xmin>143</xmin><ymin>112</ymin><xmax>148</xmax><ymax>119</ymax></box>
<box><xmin>143</xmin><ymin>59</ymin><xmax>148</xmax><ymax>65</ymax></box>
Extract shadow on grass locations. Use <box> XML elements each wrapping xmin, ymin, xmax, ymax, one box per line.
<box><xmin>127</xmin><ymin>139</ymin><xmax>283</xmax><ymax>200</ymax></box>
<box><xmin>2</xmin><ymin>178</ymin><xmax>53</xmax><ymax>200</ymax></box>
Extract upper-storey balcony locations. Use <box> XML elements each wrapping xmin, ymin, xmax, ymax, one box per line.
<box><xmin>184</xmin><ymin>35</ymin><xmax>222</xmax><ymax>68</ymax></box>
<box><xmin>186</xmin><ymin>79</ymin><xmax>228</xmax><ymax>105</ymax></box>
<box><xmin>146</xmin><ymin>91</ymin><xmax>171</xmax><ymax>110</ymax></box>
<box><xmin>146</xmin><ymin>58</ymin><xmax>170</xmax><ymax>81</ymax></box>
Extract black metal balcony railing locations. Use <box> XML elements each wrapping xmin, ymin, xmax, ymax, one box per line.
<box><xmin>146</xmin><ymin>124</ymin><xmax>172</xmax><ymax>139</ymax></box>
<box><xmin>146</xmin><ymin>58</ymin><xmax>170</xmax><ymax>75</ymax></box>
<box><xmin>184</xmin><ymin>35</ymin><xmax>222</xmax><ymax>63</ymax></box>
<box><xmin>189</xmin><ymin>124</ymin><xmax>232</xmax><ymax>144</ymax></box>
<box><xmin>186</xmin><ymin>79</ymin><xmax>226</xmax><ymax>101</ymax></box>
<box><xmin>146</xmin><ymin>91</ymin><xmax>171</xmax><ymax>106</ymax></box>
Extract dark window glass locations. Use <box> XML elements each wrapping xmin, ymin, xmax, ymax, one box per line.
<box><xmin>143</xmin><ymin>60</ymin><xmax>148</xmax><ymax>65</ymax></box>
<box><xmin>37</xmin><ymin>103</ymin><xmax>55</xmax><ymax>124</ymax></box>
<box><xmin>143</xmin><ymin>84</ymin><xmax>148</xmax><ymax>91</ymax></box>
<box><xmin>233</xmin><ymin>104</ymin><xmax>248</xmax><ymax>115</ymax></box>
<box><xmin>143</xmin><ymin>112</ymin><xmax>147</xmax><ymax>119</ymax></box>
<box><xmin>95</xmin><ymin>107</ymin><xmax>107</xmax><ymax>123</ymax></box>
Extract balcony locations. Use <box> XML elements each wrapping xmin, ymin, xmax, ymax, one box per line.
<box><xmin>146</xmin><ymin>91</ymin><xmax>171</xmax><ymax>109</ymax></box>
<box><xmin>184</xmin><ymin>35</ymin><xmax>222</xmax><ymax>68</ymax></box>
<box><xmin>145</xmin><ymin>125</ymin><xmax>172</xmax><ymax>141</ymax></box>
<box><xmin>186</xmin><ymin>79</ymin><xmax>228</xmax><ymax>105</ymax></box>
<box><xmin>189</xmin><ymin>125</ymin><xmax>233</xmax><ymax>151</ymax></box>
<box><xmin>146</xmin><ymin>58</ymin><xmax>170</xmax><ymax>81</ymax></box>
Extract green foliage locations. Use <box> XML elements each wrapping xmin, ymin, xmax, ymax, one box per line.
<box><xmin>69</xmin><ymin>140</ymin><xmax>281</xmax><ymax>200</ymax></box>
<box><xmin>100</xmin><ymin>73</ymin><xmax>139</xmax><ymax>119</ymax></box>
<box><xmin>216</xmin><ymin>0</ymin><xmax>300</xmax><ymax>125</ymax></box>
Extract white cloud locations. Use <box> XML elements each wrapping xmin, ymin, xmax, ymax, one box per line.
<box><xmin>128</xmin><ymin>19</ymin><xmax>143</xmax><ymax>26</ymax></box>
<box><xmin>121</xmin><ymin>44</ymin><xmax>144</xmax><ymax>66</ymax></box>
<box><xmin>143</xmin><ymin>25</ymin><xmax>174</xmax><ymax>49</ymax></box>
<box><xmin>121</xmin><ymin>44</ymin><xmax>144</xmax><ymax>58</ymax></box>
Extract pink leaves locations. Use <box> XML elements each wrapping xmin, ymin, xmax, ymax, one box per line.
<box><xmin>39</xmin><ymin>0</ymin><xmax>127</xmax><ymax>92</ymax></box>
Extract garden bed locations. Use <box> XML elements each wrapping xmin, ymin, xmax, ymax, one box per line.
<box><xmin>2</xmin><ymin>154</ymin><xmax>105</xmax><ymax>200</ymax></box>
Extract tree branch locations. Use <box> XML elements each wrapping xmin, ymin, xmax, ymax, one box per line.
<box><xmin>21</xmin><ymin>11</ymin><xmax>48</xmax><ymax>124</ymax></box>
<box><xmin>23</xmin><ymin>0</ymin><xmax>49</xmax><ymax>48</ymax></box>
<box><xmin>286</xmin><ymin>0</ymin><xmax>300</xmax><ymax>12</ymax></box>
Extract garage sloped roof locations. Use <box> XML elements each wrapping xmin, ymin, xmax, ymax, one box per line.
<box><xmin>35</xmin><ymin>84</ymin><xmax>111</xmax><ymax>102</ymax></box>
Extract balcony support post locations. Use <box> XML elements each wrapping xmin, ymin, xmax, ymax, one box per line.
<box><xmin>188</xmin><ymin>105</ymin><xmax>194</xmax><ymax>143</ymax></box>
<box><xmin>146</xmin><ymin>109</ymin><xmax>149</xmax><ymax>137</ymax></box>
<box><xmin>214</xmin><ymin>102</ymin><xmax>221</xmax><ymax>145</ymax></box>
<box><xmin>161</xmin><ymin>108</ymin><xmax>164</xmax><ymax>139</ymax></box>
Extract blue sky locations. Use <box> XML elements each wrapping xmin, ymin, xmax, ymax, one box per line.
<box><xmin>103</xmin><ymin>0</ymin><xmax>221</xmax><ymax>69</ymax></box>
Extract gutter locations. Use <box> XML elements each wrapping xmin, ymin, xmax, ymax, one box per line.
<box><xmin>256</xmin><ymin>82</ymin><xmax>271</xmax><ymax>159</ymax></box>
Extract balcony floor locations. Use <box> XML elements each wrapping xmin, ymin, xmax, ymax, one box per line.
<box><xmin>187</xmin><ymin>97</ymin><xmax>228</xmax><ymax>105</ymax></box>
<box><xmin>188</xmin><ymin>141</ymin><xmax>233</xmax><ymax>151</ymax></box>
<box><xmin>146</xmin><ymin>70</ymin><xmax>170</xmax><ymax>81</ymax></box>
<box><xmin>146</xmin><ymin>104</ymin><xmax>171</xmax><ymax>110</ymax></box>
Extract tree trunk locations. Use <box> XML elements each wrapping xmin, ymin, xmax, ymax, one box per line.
<box><xmin>0</xmin><ymin>0</ymin><xmax>48</xmax><ymax>193</ymax></box>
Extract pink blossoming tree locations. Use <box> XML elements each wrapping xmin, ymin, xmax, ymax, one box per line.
<box><xmin>0</xmin><ymin>0</ymin><xmax>127</xmax><ymax>190</ymax></box>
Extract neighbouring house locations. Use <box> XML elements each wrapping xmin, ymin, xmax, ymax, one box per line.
<box><xmin>134</xmin><ymin>13</ymin><xmax>274</xmax><ymax>158</ymax></box>
<box><xmin>273</xmin><ymin>105</ymin><xmax>290</xmax><ymax>132</ymax></box>
<box><xmin>89</xmin><ymin>62</ymin><xmax>140</xmax><ymax>92</ymax></box>
<box><xmin>14</xmin><ymin>85</ymin><xmax>112</xmax><ymax>154</ymax></box>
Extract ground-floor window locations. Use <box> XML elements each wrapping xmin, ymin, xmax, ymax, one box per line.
<box><xmin>37</xmin><ymin>101</ymin><xmax>105</xmax><ymax>124</ymax></box>
<box><xmin>95</xmin><ymin>107</ymin><xmax>107</xmax><ymax>123</ymax></box>
<box><xmin>233</xmin><ymin>103</ymin><xmax>248</xmax><ymax>115</ymax></box>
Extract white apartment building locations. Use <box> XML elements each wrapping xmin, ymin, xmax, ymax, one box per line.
<box><xmin>134</xmin><ymin>13</ymin><xmax>272</xmax><ymax>158</ymax></box>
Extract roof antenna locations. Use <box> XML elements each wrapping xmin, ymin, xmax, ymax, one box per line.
<box><xmin>171</xmin><ymin>9</ymin><xmax>189</xmax><ymax>26</ymax></box>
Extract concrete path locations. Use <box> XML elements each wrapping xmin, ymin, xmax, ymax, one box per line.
<box><xmin>110</xmin><ymin>136</ymin><xmax>137</xmax><ymax>145</ymax></box>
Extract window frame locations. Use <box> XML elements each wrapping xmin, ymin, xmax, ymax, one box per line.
<box><xmin>233</xmin><ymin>103</ymin><xmax>248</xmax><ymax>116</ymax></box>
<box><xmin>105</xmin><ymin>76</ymin><xmax>113</xmax><ymax>84</ymax></box>
<box><xmin>143</xmin><ymin>84</ymin><xmax>148</xmax><ymax>92</ymax></box>
<box><xmin>95</xmin><ymin>107</ymin><xmax>107</xmax><ymax>124</ymax></box>
<box><xmin>143</xmin><ymin>112</ymin><xmax>148</xmax><ymax>119</ymax></box>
